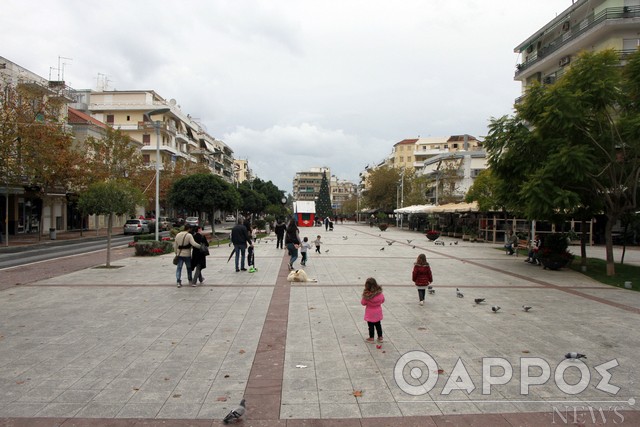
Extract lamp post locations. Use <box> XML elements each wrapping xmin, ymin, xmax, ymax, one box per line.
<box><xmin>144</xmin><ymin>107</ymin><xmax>170</xmax><ymax>241</ymax></box>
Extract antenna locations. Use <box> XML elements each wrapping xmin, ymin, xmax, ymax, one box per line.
<box><xmin>57</xmin><ymin>56</ymin><xmax>72</xmax><ymax>81</ymax></box>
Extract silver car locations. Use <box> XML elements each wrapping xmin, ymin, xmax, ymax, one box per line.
<box><xmin>124</xmin><ymin>219</ymin><xmax>150</xmax><ymax>235</ymax></box>
<box><xmin>185</xmin><ymin>217</ymin><xmax>200</xmax><ymax>228</ymax></box>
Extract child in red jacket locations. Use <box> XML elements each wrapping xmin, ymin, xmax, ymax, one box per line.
<box><xmin>361</xmin><ymin>277</ymin><xmax>385</xmax><ymax>343</ymax></box>
<box><xmin>412</xmin><ymin>253</ymin><xmax>433</xmax><ymax>306</ymax></box>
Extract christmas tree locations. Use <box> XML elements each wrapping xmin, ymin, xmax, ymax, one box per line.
<box><xmin>316</xmin><ymin>171</ymin><xmax>333</xmax><ymax>219</ymax></box>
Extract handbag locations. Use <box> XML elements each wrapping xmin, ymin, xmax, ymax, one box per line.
<box><xmin>200</xmin><ymin>245</ymin><xmax>210</xmax><ymax>256</ymax></box>
<box><xmin>173</xmin><ymin>255</ymin><xmax>179</xmax><ymax>265</ymax></box>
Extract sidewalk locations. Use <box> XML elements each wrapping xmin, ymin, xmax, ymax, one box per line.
<box><xmin>0</xmin><ymin>224</ymin><xmax>638</xmax><ymax>426</ymax></box>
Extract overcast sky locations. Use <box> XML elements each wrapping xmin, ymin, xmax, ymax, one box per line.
<box><xmin>2</xmin><ymin>0</ymin><xmax>571</xmax><ymax>193</ymax></box>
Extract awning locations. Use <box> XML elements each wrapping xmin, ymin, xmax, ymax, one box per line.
<box><xmin>394</xmin><ymin>205</ymin><xmax>437</xmax><ymax>214</ymax></box>
<box><xmin>394</xmin><ymin>202</ymin><xmax>479</xmax><ymax>214</ymax></box>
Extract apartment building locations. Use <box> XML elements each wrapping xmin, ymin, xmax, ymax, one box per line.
<box><xmin>330</xmin><ymin>176</ymin><xmax>357</xmax><ymax>213</ymax></box>
<box><xmin>514</xmin><ymin>0</ymin><xmax>640</xmax><ymax>93</ymax></box>
<box><xmin>292</xmin><ymin>167</ymin><xmax>331</xmax><ymax>201</ymax></box>
<box><xmin>234</xmin><ymin>159</ymin><xmax>252</xmax><ymax>183</ymax></box>
<box><xmin>85</xmin><ymin>90</ymin><xmax>235</xmax><ymax>182</ymax></box>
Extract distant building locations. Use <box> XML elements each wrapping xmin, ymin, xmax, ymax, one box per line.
<box><xmin>514</xmin><ymin>0</ymin><xmax>640</xmax><ymax>97</ymax></box>
<box><xmin>292</xmin><ymin>167</ymin><xmax>331</xmax><ymax>201</ymax></box>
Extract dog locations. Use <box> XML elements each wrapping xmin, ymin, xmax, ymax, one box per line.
<box><xmin>287</xmin><ymin>269</ymin><xmax>317</xmax><ymax>283</ymax></box>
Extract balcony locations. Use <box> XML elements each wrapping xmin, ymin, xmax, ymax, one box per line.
<box><xmin>515</xmin><ymin>6</ymin><xmax>640</xmax><ymax>77</ymax></box>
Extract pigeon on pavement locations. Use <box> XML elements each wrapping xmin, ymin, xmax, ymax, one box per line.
<box><xmin>522</xmin><ymin>305</ymin><xmax>532</xmax><ymax>312</ymax></box>
<box><xmin>342</xmin><ymin>236</ymin><xmax>348</xmax><ymax>240</ymax></box>
<box><xmin>565</xmin><ymin>352</ymin><xmax>587</xmax><ymax>360</ymax></box>
<box><xmin>325</xmin><ymin>249</ymin><xmax>329</xmax><ymax>253</ymax></box>
<box><xmin>386</xmin><ymin>240</ymin><xmax>394</xmax><ymax>246</ymax></box>
<box><xmin>379</xmin><ymin>247</ymin><xmax>385</xmax><ymax>251</ymax></box>
<box><xmin>491</xmin><ymin>306</ymin><xmax>501</xmax><ymax>313</ymax></box>
<box><xmin>456</xmin><ymin>288</ymin><xmax>464</xmax><ymax>298</ymax></box>
<box><xmin>223</xmin><ymin>398</ymin><xmax>246</xmax><ymax>424</ymax></box>
<box><xmin>474</xmin><ymin>298</ymin><xmax>485</xmax><ymax>304</ymax></box>
<box><xmin>427</xmin><ymin>285</ymin><xmax>435</xmax><ymax>295</ymax></box>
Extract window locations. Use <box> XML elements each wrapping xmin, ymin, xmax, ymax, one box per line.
<box><xmin>142</xmin><ymin>134</ymin><xmax>151</xmax><ymax>145</ymax></box>
<box><xmin>407</xmin><ymin>156</ymin><xmax>412</xmax><ymax>163</ymax></box>
<box><xmin>399</xmin><ymin>156</ymin><xmax>404</xmax><ymax>162</ymax></box>
<box><xmin>126</xmin><ymin>115</ymin><xmax>130</xmax><ymax>121</ymax></box>
<box><xmin>142</xmin><ymin>154</ymin><xmax>150</xmax><ymax>164</ymax></box>
<box><xmin>106</xmin><ymin>114</ymin><xmax>114</xmax><ymax>124</ymax></box>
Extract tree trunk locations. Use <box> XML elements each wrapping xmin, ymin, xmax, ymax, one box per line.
<box><xmin>604</xmin><ymin>218</ymin><xmax>615</xmax><ymax>276</ymax></box>
<box><xmin>106</xmin><ymin>213</ymin><xmax>112</xmax><ymax>268</ymax></box>
<box><xmin>621</xmin><ymin>222</ymin><xmax>628</xmax><ymax>264</ymax></box>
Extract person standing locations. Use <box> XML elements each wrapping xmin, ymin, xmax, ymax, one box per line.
<box><xmin>285</xmin><ymin>220</ymin><xmax>301</xmax><ymax>270</ymax></box>
<box><xmin>300</xmin><ymin>236</ymin><xmax>312</xmax><ymax>266</ymax></box>
<box><xmin>231</xmin><ymin>219</ymin><xmax>252</xmax><ymax>272</ymax></box>
<box><xmin>174</xmin><ymin>224</ymin><xmax>201</xmax><ymax>288</ymax></box>
<box><xmin>412</xmin><ymin>253</ymin><xmax>433</xmax><ymax>306</ymax></box>
<box><xmin>324</xmin><ymin>216</ymin><xmax>330</xmax><ymax>231</ymax></box>
<box><xmin>505</xmin><ymin>231</ymin><xmax>518</xmax><ymax>255</ymax></box>
<box><xmin>274</xmin><ymin>219</ymin><xmax>286</xmax><ymax>249</ymax></box>
<box><xmin>190</xmin><ymin>225</ymin><xmax>209</xmax><ymax>286</ymax></box>
<box><xmin>361</xmin><ymin>278</ymin><xmax>384</xmax><ymax>343</ymax></box>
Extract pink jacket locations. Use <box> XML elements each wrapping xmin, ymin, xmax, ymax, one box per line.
<box><xmin>361</xmin><ymin>292</ymin><xmax>385</xmax><ymax>322</ymax></box>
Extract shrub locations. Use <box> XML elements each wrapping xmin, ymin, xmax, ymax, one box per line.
<box><xmin>134</xmin><ymin>240</ymin><xmax>174</xmax><ymax>256</ymax></box>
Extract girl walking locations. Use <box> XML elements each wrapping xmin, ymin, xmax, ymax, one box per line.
<box><xmin>360</xmin><ymin>277</ymin><xmax>385</xmax><ymax>343</ymax></box>
<box><xmin>284</xmin><ymin>220</ymin><xmax>301</xmax><ymax>270</ymax></box>
<box><xmin>412</xmin><ymin>253</ymin><xmax>433</xmax><ymax>306</ymax></box>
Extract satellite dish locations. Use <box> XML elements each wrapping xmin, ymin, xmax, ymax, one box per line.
<box><xmin>169</xmin><ymin>99</ymin><xmax>177</xmax><ymax>106</ymax></box>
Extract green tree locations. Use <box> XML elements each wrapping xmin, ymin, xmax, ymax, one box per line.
<box><xmin>78</xmin><ymin>180</ymin><xmax>144</xmax><ymax>267</ymax></box>
<box><xmin>465</xmin><ymin>169</ymin><xmax>501</xmax><ymax>212</ymax></box>
<box><xmin>316</xmin><ymin>171</ymin><xmax>333</xmax><ymax>219</ymax></box>
<box><xmin>168</xmin><ymin>173</ymin><xmax>240</xmax><ymax>232</ymax></box>
<box><xmin>84</xmin><ymin>127</ymin><xmax>145</xmax><ymax>185</ymax></box>
<box><xmin>363</xmin><ymin>165</ymin><xmax>401</xmax><ymax>211</ymax></box>
<box><xmin>485</xmin><ymin>50</ymin><xmax>640</xmax><ymax>276</ymax></box>
<box><xmin>238</xmin><ymin>181</ymin><xmax>269</xmax><ymax>216</ymax></box>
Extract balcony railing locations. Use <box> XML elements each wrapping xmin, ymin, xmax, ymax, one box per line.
<box><xmin>515</xmin><ymin>6</ymin><xmax>640</xmax><ymax>77</ymax></box>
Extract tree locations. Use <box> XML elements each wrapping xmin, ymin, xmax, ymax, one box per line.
<box><xmin>484</xmin><ymin>50</ymin><xmax>640</xmax><ymax>276</ymax></box>
<box><xmin>78</xmin><ymin>180</ymin><xmax>143</xmax><ymax>267</ymax></box>
<box><xmin>316</xmin><ymin>171</ymin><xmax>333</xmax><ymax>219</ymax></box>
<box><xmin>363</xmin><ymin>165</ymin><xmax>401</xmax><ymax>211</ymax></box>
<box><xmin>168</xmin><ymin>173</ymin><xmax>240</xmax><ymax>232</ymax></box>
<box><xmin>238</xmin><ymin>181</ymin><xmax>269</xmax><ymax>217</ymax></box>
<box><xmin>84</xmin><ymin>127</ymin><xmax>145</xmax><ymax>185</ymax></box>
<box><xmin>465</xmin><ymin>169</ymin><xmax>501</xmax><ymax>212</ymax></box>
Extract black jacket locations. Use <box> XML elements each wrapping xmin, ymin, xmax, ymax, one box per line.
<box><xmin>231</xmin><ymin>223</ymin><xmax>251</xmax><ymax>248</ymax></box>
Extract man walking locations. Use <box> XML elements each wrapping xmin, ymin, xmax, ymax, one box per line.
<box><xmin>231</xmin><ymin>219</ymin><xmax>252</xmax><ymax>272</ymax></box>
<box><xmin>274</xmin><ymin>219</ymin><xmax>286</xmax><ymax>249</ymax></box>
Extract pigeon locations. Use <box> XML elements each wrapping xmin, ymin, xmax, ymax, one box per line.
<box><xmin>522</xmin><ymin>305</ymin><xmax>532</xmax><ymax>312</ymax></box>
<box><xmin>454</xmin><ymin>241</ymin><xmax>458</xmax><ymax>245</ymax></box>
<box><xmin>386</xmin><ymin>240</ymin><xmax>394</xmax><ymax>246</ymax></box>
<box><xmin>342</xmin><ymin>236</ymin><xmax>348</xmax><ymax>240</ymax></box>
<box><xmin>406</xmin><ymin>239</ymin><xmax>413</xmax><ymax>244</ymax></box>
<box><xmin>456</xmin><ymin>288</ymin><xmax>464</xmax><ymax>298</ymax></box>
<box><xmin>223</xmin><ymin>398</ymin><xmax>246</xmax><ymax>424</ymax></box>
<box><xmin>491</xmin><ymin>306</ymin><xmax>501</xmax><ymax>313</ymax></box>
<box><xmin>379</xmin><ymin>247</ymin><xmax>385</xmax><ymax>251</ymax></box>
<box><xmin>325</xmin><ymin>249</ymin><xmax>329</xmax><ymax>253</ymax></box>
<box><xmin>565</xmin><ymin>352</ymin><xmax>587</xmax><ymax>360</ymax></box>
<box><xmin>412</xmin><ymin>245</ymin><xmax>416</xmax><ymax>249</ymax></box>
<box><xmin>474</xmin><ymin>298</ymin><xmax>485</xmax><ymax>304</ymax></box>
<box><xmin>449</xmin><ymin>243</ymin><xmax>452</xmax><ymax>245</ymax></box>
<box><xmin>427</xmin><ymin>285</ymin><xmax>435</xmax><ymax>295</ymax></box>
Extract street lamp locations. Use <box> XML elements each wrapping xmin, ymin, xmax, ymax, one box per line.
<box><xmin>143</xmin><ymin>107</ymin><xmax>170</xmax><ymax>241</ymax></box>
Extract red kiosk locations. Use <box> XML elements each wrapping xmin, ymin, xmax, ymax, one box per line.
<box><xmin>294</xmin><ymin>201</ymin><xmax>316</xmax><ymax>227</ymax></box>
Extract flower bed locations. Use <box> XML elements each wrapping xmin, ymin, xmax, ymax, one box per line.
<box><xmin>134</xmin><ymin>240</ymin><xmax>174</xmax><ymax>256</ymax></box>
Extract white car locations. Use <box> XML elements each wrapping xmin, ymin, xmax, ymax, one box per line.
<box><xmin>123</xmin><ymin>219</ymin><xmax>150</xmax><ymax>235</ymax></box>
<box><xmin>225</xmin><ymin>215</ymin><xmax>236</xmax><ymax>222</ymax></box>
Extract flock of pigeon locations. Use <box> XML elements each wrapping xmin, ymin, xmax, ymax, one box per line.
<box><xmin>453</xmin><ymin>287</ymin><xmax>533</xmax><ymax>313</ymax></box>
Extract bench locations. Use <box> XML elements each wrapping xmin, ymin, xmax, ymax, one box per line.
<box><xmin>506</xmin><ymin>239</ymin><xmax>529</xmax><ymax>256</ymax></box>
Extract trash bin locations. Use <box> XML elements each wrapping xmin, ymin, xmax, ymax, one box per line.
<box><xmin>49</xmin><ymin>228</ymin><xmax>56</xmax><ymax>240</ymax></box>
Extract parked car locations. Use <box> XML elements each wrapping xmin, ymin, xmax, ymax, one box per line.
<box><xmin>158</xmin><ymin>217</ymin><xmax>171</xmax><ymax>231</ymax></box>
<box><xmin>185</xmin><ymin>217</ymin><xmax>201</xmax><ymax>228</ymax></box>
<box><xmin>225</xmin><ymin>215</ymin><xmax>236</xmax><ymax>222</ymax></box>
<box><xmin>124</xmin><ymin>219</ymin><xmax>150</xmax><ymax>235</ymax></box>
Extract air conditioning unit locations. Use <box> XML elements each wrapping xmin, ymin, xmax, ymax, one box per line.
<box><xmin>559</xmin><ymin>56</ymin><xmax>571</xmax><ymax>67</ymax></box>
<box><xmin>562</xmin><ymin>21</ymin><xmax>570</xmax><ymax>31</ymax></box>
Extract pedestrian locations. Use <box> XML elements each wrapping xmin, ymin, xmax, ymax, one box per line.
<box><xmin>300</xmin><ymin>236</ymin><xmax>312</xmax><ymax>266</ymax></box>
<box><xmin>361</xmin><ymin>277</ymin><xmax>384</xmax><ymax>343</ymax></box>
<box><xmin>505</xmin><ymin>230</ymin><xmax>518</xmax><ymax>255</ymax></box>
<box><xmin>174</xmin><ymin>224</ymin><xmax>201</xmax><ymax>288</ymax></box>
<box><xmin>285</xmin><ymin>220</ymin><xmax>301</xmax><ymax>270</ymax></box>
<box><xmin>324</xmin><ymin>216</ymin><xmax>330</xmax><ymax>231</ymax></box>
<box><xmin>274</xmin><ymin>219</ymin><xmax>286</xmax><ymax>249</ymax></box>
<box><xmin>525</xmin><ymin>234</ymin><xmax>542</xmax><ymax>265</ymax></box>
<box><xmin>190</xmin><ymin>225</ymin><xmax>209</xmax><ymax>286</ymax></box>
<box><xmin>412</xmin><ymin>253</ymin><xmax>433</xmax><ymax>306</ymax></box>
<box><xmin>314</xmin><ymin>235</ymin><xmax>322</xmax><ymax>254</ymax></box>
<box><xmin>231</xmin><ymin>219</ymin><xmax>253</xmax><ymax>272</ymax></box>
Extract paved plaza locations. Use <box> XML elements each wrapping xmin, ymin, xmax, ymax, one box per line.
<box><xmin>0</xmin><ymin>223</ymin><xmax>639</xmax><ymax>426</ymax></box>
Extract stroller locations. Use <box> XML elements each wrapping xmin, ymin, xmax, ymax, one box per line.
<box><xmin>329</xmin><ymin>221</ymin><xmax>334</xmax><ymax>231</ymax></box>
<box><xmin>247</xmin><ymin>245</ymin><xmax>257</xmax><ymax>272</ymax></box>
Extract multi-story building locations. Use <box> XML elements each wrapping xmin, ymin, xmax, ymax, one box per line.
<box><xmin>234</xmin><ymin>159</ymin><xmax>252</xmax><ymax>184</ymax></box>
<box><xmin>292</xmin><ymin>167</ymin><xmax>331</xmax><ymax>201</ymax></box>
<box><xmin>85</xmin><ymin>90</ymin><xmax>235</xmax><ymax>183</ymax></box>
<box><xmin>514</xmin><ymin>0</ymin><xmax>640</xmax><ymax>94</ymax></box>
<box><xmin>330</xmin><ymin>176</ymin><xmax>357</xmax><ymax>213</ymax></box>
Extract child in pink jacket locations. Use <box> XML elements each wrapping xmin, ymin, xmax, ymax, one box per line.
<box><xmin>361</xmin><ymin>277</ymin><xmax>385</xmax><ymax>343</ymax></box>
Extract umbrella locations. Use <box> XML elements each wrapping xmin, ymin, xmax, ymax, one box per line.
<box><xmin>227</xmin><ymin>248</ymin><xmax>236</xmax><ymax>263</ymax></box>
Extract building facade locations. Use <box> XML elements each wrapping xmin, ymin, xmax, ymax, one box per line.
<box><xmin>514</xmin><ymin>0</ymin><xmax>640</xmax><ymax>94</ymax></box>
<box><xmin>292</xmin><ymin>167</ymin><xmax>331</xmax><ymax>201</ymax></box>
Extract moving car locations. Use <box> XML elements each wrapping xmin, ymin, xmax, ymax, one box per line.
<box><xmin>123</xmin><ymin>219</ymin><xmax>150</xmax><ymax>235</ymax></box>
<box><xmin>225</xmin><ymin>215</ymin><xmax>236</xmax><ymax>222</ymax></box>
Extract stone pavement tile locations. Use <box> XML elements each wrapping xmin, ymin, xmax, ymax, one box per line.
<box><xmin>319</xmin><ymin>403</ymin><xmax>361</xmax><ymax>418</ymax></box>
<box><xmin>397</xmin><ymin>401</ymin><xmax>442</xmax><ymax>417</ymax></box>
<box><xmin>280</xmin><ymin>403</ymin><xmax>320</xmax><ymax>419</ymax></box>
<box><xmin>318</xmin><ymin>390</ymin><xmax>357</xmax><ymax>404</ymax></box>
<box><xmin>0</xmin><ymin>402</ymin><xmax>47</xmax><ymax>417</ymax></box>
<box><xmin>115</xmin><ymin>403</ymin><xmax>163</xmax><ymax>418</ymax></box>
<box><xmin>0</xmin><ymin>418</ymin><xmax>67</xmax><ymax>427</ymax></box>
<box><xmin>358</xmin><ymin>402</ymin><xmax>403</xmax><ymax>418</ymax></box>
<box><xmin>155</xmin><ymin>402</ymin><xmax>201</xmax><ymax>419</ymax></box>
<box><xmin>92</xmin><ymin>387</ymin><xmax>138</xmax><ymax>404</ymax></box>
<box><xmin>15</xmin><ymin>388</ymin><xmax>66</xmax><ymax>403</ymax></box>
<box><xmin>52</xmin><ymin>389</ymin><xmax>100</xmax><ymax>404</ymax></box>
<box><xmin>34</xmin><ymin>402</ymin><xmax>84</xmax><ymax>417</ymax></box>
<box><xmin>432</xmin><ymin>413</ymin><xmax>512</xmax><ymax>426</ymax></box>
<box><xmin>74</xmin><ymin>402</ymin><xmax>124</xmax><ymax>418</ymax></box>
<box><xmin>281</xmin><ymin>390</ymin><xmax>319</xmax><ymax>405</ymax></box>
<box><xmin>362</xmin><ymin>416</ymin><xmax>438</xmax><ymax>427</ymax></box>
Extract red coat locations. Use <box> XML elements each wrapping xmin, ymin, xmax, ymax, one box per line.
<box><xmin>361</xmin><ymin>292</ymin><xmax>385</xmax><ymax>322</ymax></box>
<box><xmin>412</xmin><ymin>264</ymin><xmax>433</xmax><ymax>286</ymax></box>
